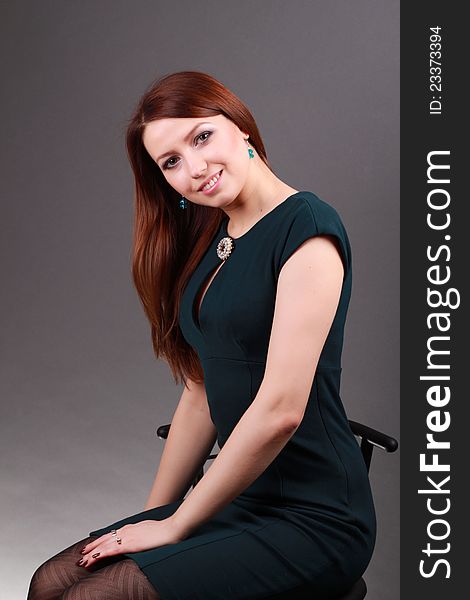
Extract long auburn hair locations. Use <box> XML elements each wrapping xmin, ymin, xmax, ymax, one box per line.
<box><xmin>125</xmin><ymin>71</ymin><xmax>273</xmax><ymax>386</ymax></box>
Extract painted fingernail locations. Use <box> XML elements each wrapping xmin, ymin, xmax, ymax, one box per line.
<box><xmin>76</xmin><ymin>558</ymin><xmax>84</xmax><ymax>566</ymax></box>
<box><xmin>92</xmin><ymin>552</ymin><xmax>100</xmax><ymax>558</ymax></box>
<box><xmin>80</xmin><ymin>548</ymin><xmax>87</xmax><ymax>554</ymax></box>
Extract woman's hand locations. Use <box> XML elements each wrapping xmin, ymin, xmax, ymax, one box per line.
<box><xmin>78</xmin><ymin>517</ymin><xmax>183</xmax><ymax>569</ymax></box>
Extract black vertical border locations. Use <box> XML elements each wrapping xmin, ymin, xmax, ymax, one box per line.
<box><xmin>401</xmin><ymin>3</ymin><xmax>467</xmax><ymax>598</ymax></box>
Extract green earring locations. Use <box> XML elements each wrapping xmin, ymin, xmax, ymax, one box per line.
<box><xmin>248</xmin><ymin>147</ymin><xmax>254</xmax><ymax>159</ymax></box>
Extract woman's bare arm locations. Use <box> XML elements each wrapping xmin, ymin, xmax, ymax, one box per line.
<box><xmin>144</xmin><ymin>378</ymin><xmax>218</xmax><ymax>510</ymax></box>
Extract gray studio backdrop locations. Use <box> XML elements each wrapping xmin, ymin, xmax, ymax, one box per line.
<box><xmin>0</xmin><ymin>1</ymin><xmax>399</xmax><ymax>598</ymax></box>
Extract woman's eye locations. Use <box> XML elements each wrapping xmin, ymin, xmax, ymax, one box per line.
<box><xmin>163</xmin><ymin>131</ymin><xmax>212</xmax><ymax>170</ymax></box>
<box><xmin>163</xmin><ymin>158</ymin><xmax>178</xmax><ymax>169</ymax></box>
<box><xmin>164</xmin><ymin>157</ymin><xmax>178</xmax><ymax>169</ymax></box>
<box><xmin>197</xmin><ymin>131</ymin><xmax>212</xmax><ymax>143</ymax></box>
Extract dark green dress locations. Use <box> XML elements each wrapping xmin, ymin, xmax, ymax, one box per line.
<box><xmin>89</xmin><ymin>191</ymin><xmax>376</xmax><ymax>599</ymax></box>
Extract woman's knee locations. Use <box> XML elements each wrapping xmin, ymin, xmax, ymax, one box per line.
<box><xmin>27</xmin><ymin>558</ymin><xmax>64</xmax><ymax>600</ymax></box>
<box><xmin>60</xmin><ymin>559</ymin><xmax>162</xmax><ymax>600</ymax></box>
<box><xmin>27</xmin><ymin>536</ymin><xmax>97</xmax><ymax>599</ymax></box>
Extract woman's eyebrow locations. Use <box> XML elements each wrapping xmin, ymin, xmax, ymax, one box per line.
<box><xmin>156</xmin><ymin>122</ymin><xmax>213</xmax><ymax>162</ymax></box>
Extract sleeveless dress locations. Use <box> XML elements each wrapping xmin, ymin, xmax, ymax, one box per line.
<box><xmin>89</xmin><ymin>191</ymin><xmax>377</xmax><ymax>599</ymax></box>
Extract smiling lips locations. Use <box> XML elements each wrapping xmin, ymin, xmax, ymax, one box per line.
<box><xmin>198</xmin><ymin>170</ymin><xmax>223</xmax><ymax>192</ymax></box>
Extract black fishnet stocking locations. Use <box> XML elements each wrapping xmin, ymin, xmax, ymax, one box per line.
<box><xmin>27</xmin><ymin>535</ymin><xmax>161</xmax><ymax>599</ymax></box>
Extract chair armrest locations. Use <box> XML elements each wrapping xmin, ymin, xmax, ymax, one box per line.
<box><xmin>157</xmin><ymin>420</ymin><xmax>398</xmax><ymax>479</ymax></box>
<box><xmin>348</xmin><ymin>420</ymin><xmax>399</xmax><ymax>453</ymax></box>
<box><xmin>156</xmin><ymin>424</ymin><xmax>171</xmax><ymax>439</ymax></box>
<box><xmin>158</xmin><ymin>421</ymin><xmax>398</xmax><ymax>455</ymax></box>
<box><xmin>348</xmin><ymin>419</ymin><xmax>398</xmax><ymax>473</ymax></box>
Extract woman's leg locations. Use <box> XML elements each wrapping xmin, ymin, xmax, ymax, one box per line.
<box><xmin>27</xmin><ymin>535</ymin><xmax>161</xmax><ymax>600</ymax></box>
<box><xmin>61</xmin><ymin>559</ymin><xmax>161</xmax><ymax>599</ymax></box>
<box><xmin>27</xmin><ymin>536</ymin><xmax>99</xmax><ymax>600</ymax></box>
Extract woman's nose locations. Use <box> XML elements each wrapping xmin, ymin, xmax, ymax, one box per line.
<box><xmin>192</xmin><ymin>170</ymin><xmax>205</xmax><ymax>180</ymax></box>
<box><xmin>190</xmin><ymin>166</ymin><xmax>207</xmax><ymax>179</ymax></box>
<box><xmin>187</xmin><ymin>157</ymin><xmax>207</xmax><ymax>179</ymax></box>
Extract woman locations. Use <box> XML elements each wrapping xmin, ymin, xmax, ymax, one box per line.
<box><xmin>28</xmin><ymin>71</ymin><xmax>376</xmax><ymax>599</ymax></box>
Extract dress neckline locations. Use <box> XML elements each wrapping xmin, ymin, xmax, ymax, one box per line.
<box><xmin>221</xmin><ymin>191</ymin><xmax>305</xmax><ymax>241</ymax></box>
<box><xmin>192</xmin><ymin>191</ymin><xmax>305</xmax><ymax>333</ymax></box>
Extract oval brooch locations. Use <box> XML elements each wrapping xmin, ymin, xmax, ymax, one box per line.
<box><xmin>216</xmin><ymin>236</ymin><xmax>234</xmax><ymax>260</ymax></box>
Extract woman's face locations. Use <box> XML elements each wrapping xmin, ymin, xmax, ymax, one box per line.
<box><xmin>142</xmin><ymin>114</ymin><xmax>251</xmax><ymax>207</ymax></box>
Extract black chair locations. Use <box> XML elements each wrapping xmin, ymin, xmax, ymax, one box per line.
<box><xmin>156</xmin><ymin>418</ymin><xmax>398</xmax><ymax>599</ymax></box>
